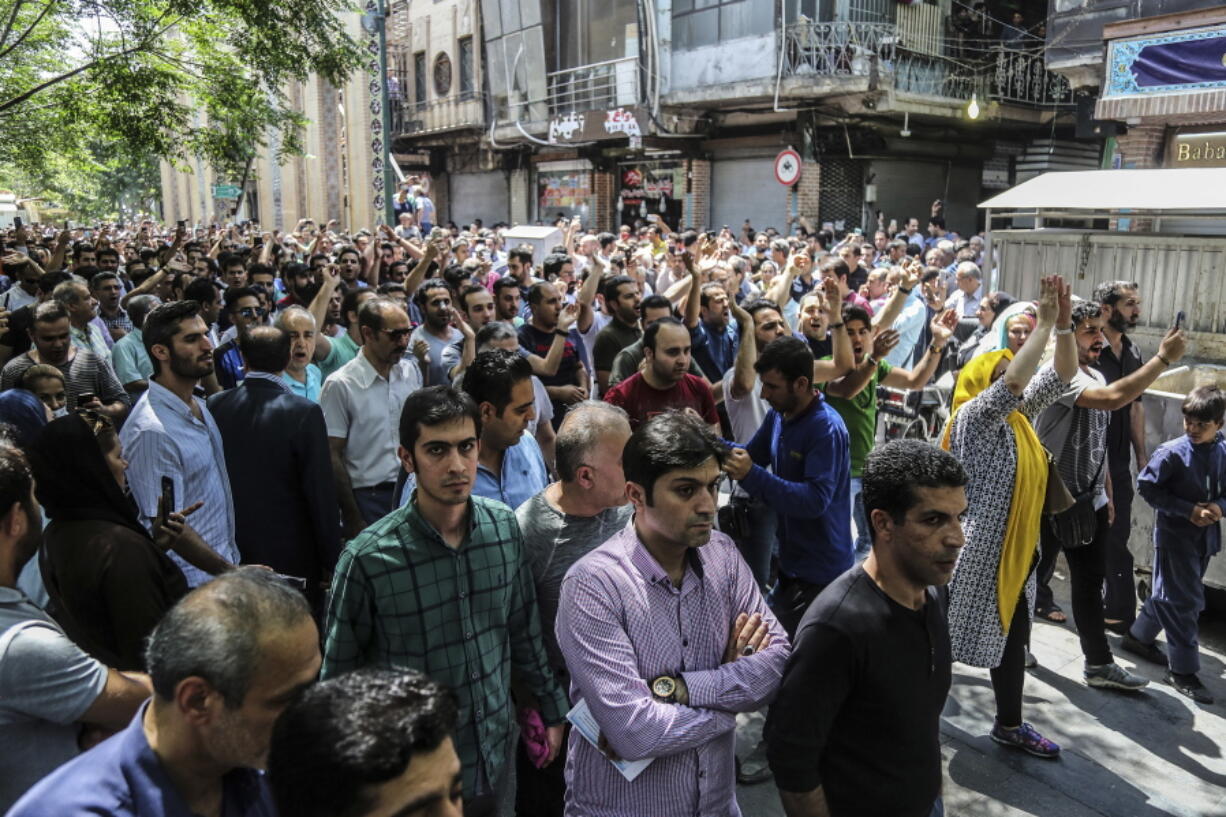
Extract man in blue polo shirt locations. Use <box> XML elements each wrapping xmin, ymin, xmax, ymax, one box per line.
<box><xmin>8</xmin><ymin>569</ymin><xmax>321</xmax><ymax>817</ymax></box>
<box><xmin>462</xmin><ymin>349</ymin><xmax>548</xmax><ymax>510</ymax></box>
<box><xmin>722</xmin><ymin>335</ymin><xmax>852</xmax><ymax>637</ymax></box>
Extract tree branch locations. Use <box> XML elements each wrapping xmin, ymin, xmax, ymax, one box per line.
<box><xmin>0</xmin><ymin>0</ymin><xmax>26</xmax><ymax>51</ymax></box>
<box><xmin>0</xmin><ymin>0</ymin><xmax>56</xmax><ymax>62</ymax></box>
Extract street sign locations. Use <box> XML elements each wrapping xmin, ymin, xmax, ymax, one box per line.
<box><xmin>212</xmin><ymin>185</ymin><xmax>242</xmax><ymax>200</ymax></box>
<box><xmin>774</xmin><ymin>149</ymin><xmax>802</xmax><ymax>186</ymax></box>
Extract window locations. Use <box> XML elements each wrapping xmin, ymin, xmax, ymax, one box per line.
<box><xmin>413</xmin><ymin>51</ymin><xmax>426</xmax><ymax>106</ymax></box>
<box><xmin>459</xmin><ymin>37</ymin><xmax>474</xmax><ymax>98</ymax></box>
<box><xmin>673</xmin><ymin>0</ymin><xmax>773</xmax><ymax>51</ymax></box>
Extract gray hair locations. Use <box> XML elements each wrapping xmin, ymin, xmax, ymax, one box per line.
<box><xmin>127</xmin><ymin>295</ymin><xmax>162</xmax><ymax>330</ymax></box>
<box><xmin>555</xmin><ymin>400</ymin><xmax>631</xmax><ymax>483</ymax></box>
<box><xmin>51</xmin><ymin>279</ymin><xmax>89</xmax><ymax>307</ymax></box>
<box><xmin>955</xmin><ymin>261</ymin><xmax>981</xmax><ymax>281</ymax></box>
<box><xmin>474</xmin><ymin>321</ymin><xmax>517</xmax><ymax>353</ymax></box>
<box><xmin>275</xmin><ymin>304</ymin><xmax>317</xmax><ymax>331</ymax></box>
<box><xmin>145</xmin><ymin>568</ymin><xmax>312</xmax><ymax>707</ymax></box>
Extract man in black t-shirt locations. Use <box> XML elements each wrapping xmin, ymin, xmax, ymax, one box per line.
<box><xmin>518</xmin><ymin>282</ymin><xmax>588</xmax><ymax>430</ymax></box>
<box><xmin>766</xmin><ymin>440</ymin><xmax>967</xmax><ymax>817</ymax></box>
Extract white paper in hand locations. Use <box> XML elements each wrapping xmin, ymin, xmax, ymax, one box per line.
<box><xmin>566</xmin><ymin>698</ymin><xmax>654</xmax><ymax>782</ymax></box>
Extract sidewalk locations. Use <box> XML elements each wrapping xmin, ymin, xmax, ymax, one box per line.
<box><xmin>736</xmin><ymin>565</ymin><xmax>1226</xmax><ymax>817</ymax></box>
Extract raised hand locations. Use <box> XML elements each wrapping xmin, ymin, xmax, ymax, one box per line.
<box><xmin>557</xmin><ymin>302</ymin><xmax>579</xmax><ymax>333</ymax></box>
<box><xmin>930</xmin><ymin>308</ymin><xmax>958</xmax><ymax>344</ymax></box>
<box><xmin>872</xmin><ymin>328</ymin><xmax>900</xmax><ymax>359</ymax></box>
<box><xmin>1036</xmin><ymin>275</ymin><xmax>1060</xmax><ymax>325</ymax></box>
<box><xmin>1159</xmin><ymin>325</ymin><xmax>1188</xmax><ymax>364</ymax></box>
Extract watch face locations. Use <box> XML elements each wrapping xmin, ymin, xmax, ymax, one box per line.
<box><xmin>651</xmin><ymin>676</ymin><xmax>676</xmax><ymax>699</ymax></box>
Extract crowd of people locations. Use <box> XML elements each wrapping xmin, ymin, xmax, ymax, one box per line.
<box><xmin>0</xmin><ymin>199</ymin><xmax>1218</xmax><ymax>817</ymax></box>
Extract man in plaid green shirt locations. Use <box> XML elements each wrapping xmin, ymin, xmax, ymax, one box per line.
<box><xmin>322</xmin><ymin>386</ymin><xmax>568</xmax><ymax>811</ymax></box>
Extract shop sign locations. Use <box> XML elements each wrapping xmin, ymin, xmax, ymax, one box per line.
<box><xmin>539</xmin><ymin>170</ymin><xmax>592</xmax><ymax>211</ymax></box>
<box><xmin>1167</xmin><ymin>128</ymin><xmax>1226</xmax><ymax>168</ymax></box>
<box><xmin>548</xmin><ymin>106</ymin><xmax>647</xmax><ymax>145</ymax></box>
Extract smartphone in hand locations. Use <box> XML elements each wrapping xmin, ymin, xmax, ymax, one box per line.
<box><xmin>1175</xmin><ymin>310</ymin><xmax>1185</xmax><ymax>331</ymax></box>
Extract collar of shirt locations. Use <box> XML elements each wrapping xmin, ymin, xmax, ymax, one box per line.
<box><xmin>117</xmin><ymin>702</ymin><xmax>270</xmax><ymax>817</ymax></box>
<box><xmin>400</xmin><ymin>493</ymin><xmax>480</xmax><ymax>547</ymax></box>
<box><xmin>350</xmin><ymin>349</ymin><xmax>414</xmax><ymax>389</ymax></box>
<box><xmin>146</xmin><ymin>379</ymin><xmax>205</xmax><ymax>422</ymax></box>
<box><xmin>624</xmin><ymin>522</ymin><xmax>706</xmax><ymax>590</ymax></box>
<box><xmin>244</xmin><ymin>371</ymin><xmax>291</xmax><ymax>392</ymax></box>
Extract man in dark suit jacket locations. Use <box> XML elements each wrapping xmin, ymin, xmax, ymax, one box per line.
<box><xmin>207</xmin><ymin>325</ymin><xmax>340</xmax><ymax>612</ymax></box>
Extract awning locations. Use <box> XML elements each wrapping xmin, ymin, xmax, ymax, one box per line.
<box><xmin>979</xmin><ymin>168</ymin><xmax>1226</xmax><ymax>212</ymax></box>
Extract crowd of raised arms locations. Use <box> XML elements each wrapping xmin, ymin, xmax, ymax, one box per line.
<box><xmin>0</xmin><ymin>192</ymin><xmax>1217</xmax><ymax>817</ymax></box>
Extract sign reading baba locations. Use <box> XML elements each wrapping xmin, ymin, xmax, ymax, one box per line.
<box><xmin>1167</xmin><ymin>129</ymin><xmax>1226</xmax><ymax>168</ymax></box>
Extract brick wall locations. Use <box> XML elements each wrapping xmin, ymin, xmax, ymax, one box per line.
<box><xmin>686</xmin><ymin>158</ymin><xmax>710</xmax><ymax>230</ymax></box>
<box><xmin>1114</xmin><ymin>123</ymin><xmax>1166</xmax><ymax>169</ymax></box>
<box><xmin>593</xmin><ymin>170</ymin><xmax>615</xmax><ymax>232</ymax></box>
<box><xmin>795</xmin><ymin>158</ymin><xmax>821</xmax><ymax>228</ymax></box>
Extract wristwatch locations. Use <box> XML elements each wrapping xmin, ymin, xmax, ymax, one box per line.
<box><xmin>650</xmin><ymin>675</ymin><xmax>679</xmax><ymax>703</ymax></box>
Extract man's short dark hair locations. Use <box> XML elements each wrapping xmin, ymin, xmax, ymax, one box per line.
<box><xmin>224</xmin><ymin>286</ymin><xmax>259</xmax><ymax>313</ymax></box>
<box><xmin>183</xmin><ymin>277</ymin><xmax>220</xmax><ymax>306</ymax></box>
<box><xmin>821</xmin><ymin>258</ymin><xmax>850</xmax><ymax>281</ymax></box>
<box><xmin>643</xmin><ymin>316</ymin><xmax>685</xmax><ymax>353</ymax></box>
<box><xmin>493</xmin><ymin>276</ymin><xmax>520</xmax><ymax>297</ymax></box>
<box><xmin>72</xmin><ymin>243</ymin><xmax>96</xmax><ymax>260</ymax></box>
<box><xmin>542</xmin><ymin>253</ymin><xmax>570</xmax><ymax>280</ymax></box>
<box><xmin>462</xmin><ymin>349</ymin><xmax>532</xmax><ymax>413</ymax></box>
<box><xmin>1071</xmin><ymin>300</ymin><xmax>1103</xmax><ymax>329</ymax></box>
<box><xmin>240</xmin><ymin>326</ymin><xmax>291</xmax><ymax>373</ymax></box>
<box><xmin>841</xmin><ymin>304</ymin><xmax>871</xmax><ymax>327</ymax></box>
<box><xmin>639</xmin><ymin>294</ymin><xmax>672</xmax><ymax>323</ymax></box>
<box><xmin>0</xmin><ymin>443</ymin><xmax>33</xmax><ymax>525</ymax></box>
<box><xmin>743</xmin><ymin>298</ymin><xmax>782</xmax><ymax>322</ymax></box>
<box><xmin>1091</xmin><ymin>280</ymin><xmax>1139</xmax><ymax>307</ymax></box>
<box><xmin>414</xmin><ymin>277</ymin><xmax>450</xmax><ymax>308</ymax></box>
<box><xmin>218</xmin><ymin>251</ymin><xmax>244</xmax><ymax>272</ymax></box>
<box><xmin>861</xmin><ymin>440</ymin><xmax>967</xmax><ymax>541</ymax></box>
<box><xmin>507</xmin><ymin>248</ymin><xmax>533</xmax><ymax>267</ymax></box>
<box><xmin>1183</xmin><ymin>385</ymin><xmax>1226</xmax><ymax>425</ymax></box>
<box><xmin>527</xmin><ymin>281</ymin><xmax>554</xmax><ymax>306</ymax></box>
<box><xmin>337</xmin><ymin>245</ymin><xmax>362</xmax><ymax>262</ymax></box>
<box><xmin>267</xmin><ymin>668</ymin><xmax>457</xmax><ymax>817</ymax></box>
<box><xmin>398</xmin><ymin>385</ymin><xmax>482</xmax><ymax>452</ymax></box>
<box><xmin>127</xmin><ymin>295</ymin><xmax>161</xmax><ymax>331</ymax></box>
<box><xmin>602</xmin><ymin>275</ymin><xmax>635</xmax><ymax>304</ymax></box>
<box><xmin>342</xmin><ymin>288</ymin><xmax>375</xmax><ymax>323</ymax></box>
<box><xmin>623</xmin><ymin>412</ymin><xmax>726</xmax><ymax>504</ymax></box>
<box><xmin>95</xmin><ymin>247</ymin><xmax>120</xmax><ymax>264</ymax></box>
<box><xmin>929</xmin><ymin>217</ymin><xmax>946</xmax><ymax>230</ymax></box>
<box><xmin>754</xmin><ymin>336</ymin><xmax>814</xmax><ymax>384</ymax></box>
<box><xmin>357</xmin><ymin>297</ymin><xmax>402</xmax><ymax>336</ymax></box>
<box><xmin>142</xmin><ymin>300</ymin><xmax>201</xmax><ymax>375</ymax></box>
<box><xmin>457</xmin><ymin>283</ymin><xmax>487</xmax><ymax>313</ymax></box>
<box><xmin>145</xmin><ymin>568</ymin><xmax>311</xmax><ymax>707</ymax></box>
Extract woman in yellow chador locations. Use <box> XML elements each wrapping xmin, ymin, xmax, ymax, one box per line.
<box><xmin>942</xmin><ymin>275</ymin><xmax>1077</xmax><ymax>758</ymax></box>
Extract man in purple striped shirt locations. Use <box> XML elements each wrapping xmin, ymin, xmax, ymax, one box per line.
<box><xmin>556</xmin><ymin>412</ymin><xmax>789</xmax><ymax>817</ymax></box>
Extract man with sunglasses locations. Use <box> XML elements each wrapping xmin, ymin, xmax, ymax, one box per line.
<box><xmin>322</xmin><ymin>298</ymin><xmax>426</xmax><ymax>540</ymax></box>
<box><xmin>212</xmin><ymin>286</ymin><xmax>268</xmax><ymax>390</ymax></box>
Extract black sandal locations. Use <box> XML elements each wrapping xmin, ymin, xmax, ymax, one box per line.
<box><xmin>1037</xmin><ymin>606</ymin><xmax>1067</xmax><ymax>623</ymax></box>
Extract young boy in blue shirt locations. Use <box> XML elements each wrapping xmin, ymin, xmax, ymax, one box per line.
<box><xmin>1122</xmin><ymin>385</ymin><xmax>1225</xmax><ymax>704</ymax></box>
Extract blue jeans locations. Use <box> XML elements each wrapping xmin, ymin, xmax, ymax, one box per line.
<box><xmin>930</xmin><ymin>796</ymin><xmax>945</xmax><ymax>817</ymax></box>
<box><xmin>353</xmin><ymin>483</ymin><xmax>395</xmax><ymax>528</ymax></box>
<box><xmin>850</xmin><ymin>477</ymin><xmax>871</xmax><ymax>561</ymax></box>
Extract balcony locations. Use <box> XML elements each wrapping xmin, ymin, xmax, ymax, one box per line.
<box><xmin>546</xmin><ymin>57</ymin><xmax>640</xmax><ymax>117</ymax></box>
<box><xmin>782</xmin><ymin>20</ymin><xmax>1073</xmax><ymax>108</ymax></box>
<box><xmin>389</xmin><ymin>92</ymin><xmax>485</xmax><ymax>138</ymax></box>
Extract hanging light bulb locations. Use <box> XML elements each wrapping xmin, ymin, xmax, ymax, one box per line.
<box><xmin>967</xmin><ymin>92</ymin><xmax>981</xmax><ymax>120</ymax></box>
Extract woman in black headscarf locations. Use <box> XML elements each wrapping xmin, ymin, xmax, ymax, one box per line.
<box><xmin>29</xmin><ymin>412</ymin><xmax>205</xmax><ymax>669</ymax></box>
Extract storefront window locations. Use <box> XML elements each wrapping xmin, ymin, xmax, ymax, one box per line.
<box><xmin>536</xmin><ymin>165</ymin><xmax>593</xmax><ymax>224</ymax></box>
<box><xmin>617</xmin><ymin>162</ymin><xmax>684</xmax><ymax>230</ymax></box>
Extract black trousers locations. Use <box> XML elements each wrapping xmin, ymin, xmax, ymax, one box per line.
<box><xmin>515</xmin><ymin>726</ymin><xmax>568</xmax><ymax>817</ymax></box>
<box><xmin>770</xmin><ymin>575</ymin><xmax>826</xmax><ymax>639</ymax></box>
<box><xmin>1036</xmin><ymin>504</ymin><xmax>1113</xmax><ymax>665</ymax></box>
<box><xmin>990</xmin><ymin>591</ymin><xmax>1031</xmax><ymax>727</ymax></box>
<box><xmin>1103</xmin><ymin>468</ymin><xmax>1138</xmax><ymax>624</ymax></box>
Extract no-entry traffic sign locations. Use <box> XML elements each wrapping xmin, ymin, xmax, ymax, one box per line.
<box><xmin>774</xmin><ymin>149</ymin><xmax>802</xmax><ymax>186</ymax></box>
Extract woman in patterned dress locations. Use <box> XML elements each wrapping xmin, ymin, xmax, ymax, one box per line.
<box><xmin>943</xmin><ymin>275</ymin><xmax>1076</xmax><ymax>758</ymax></box>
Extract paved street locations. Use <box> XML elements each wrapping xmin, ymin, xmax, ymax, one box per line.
<box><xmin>735</xmin><ymin>559</ymin><xmax>1226</xmax><ymax>817</ymax></box>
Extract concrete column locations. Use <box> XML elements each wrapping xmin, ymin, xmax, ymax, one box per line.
<box><xmin>509</xmin><ymin>167</ymin><xmax>531</xmax><ymax>225</ymax></box>
<box><xmin>685</xmin><ymin>158</ymin><xmax>710</xmax><ymax>230</ymax></box>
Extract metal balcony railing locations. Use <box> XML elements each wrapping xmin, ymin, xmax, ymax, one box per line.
<box><xmin>388</xmin><ymin>91</ymin><xmax>485</xmax><ymax>137</ymax></box>
<box><xmin>546</xmin><ymin>57</ymin><xmax>640</xmax><ymax>117</ymax></box>
<box><xmin>782</xmin><ymin>20</ymin><xmax>1073</xmax><ymax>108</ymax></box>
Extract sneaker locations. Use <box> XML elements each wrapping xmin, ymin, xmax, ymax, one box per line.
<box><xmin>1024</xmin><ymin>649</ymin><xmax>1037</xmax><ymax>669</ymax></box>
<box><xmin>1119</xmin><ymin>634</ymin><xmax>1168</xmax><ymax>667</ymax></box>
<box><xmin>1166</xmin><ymin>672</ymin><xmax>1215</xmax><ymax>704</ymax></box>
<box><xmin>1084</xmin><ymin>662</ymin><xmax>1149</xmax><ymax>691</ymax></box>
<box><xmin>990</xmin><ymin>721</ymin><xmax>1061</xmax><ymax>758</ymax></box>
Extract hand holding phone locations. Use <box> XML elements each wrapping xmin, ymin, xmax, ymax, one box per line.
<box><xmin>1174</xmin><ymin>310</ymin><xmax>1185</xmax><ymax>331</ymax></box>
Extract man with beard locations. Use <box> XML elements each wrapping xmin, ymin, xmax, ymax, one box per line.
<box><xmin>10</xmin><ymin>569</ymin><xmax>320</xmax><ymax>817</ymax></box>
<box><xmin>592</xmin><ymin>275</ymin><xmax>642</xmax><ymax>395</ymax></box>
<box><xmin>410</xmin><ymin>278</ymin><xmax>463</xmax><ymax>386</ymax></box>
<box><xmin>555</xmin><ymin>412</ymin><xmax>788</xmax><ymax>817</ymax></box>
<box><xmin>91</xmin><ymin>271</ymin><xmax>132</xmax><ymax>342</ymax></box>
<box><xmin>685</xmin><ymin>281</ymin><xmax>739</xmax><ymax>382</ymax></box>
<box><xmin>1032</xmin><ymin>301</ymin><xmax>1185</xmax><ymax>691</ymax></box>
<box><xmin>603</xmin><ymin>317</ymin><xmax>718</xmax><ymax>434</ymax></box>
<box><xmin>494</xmin><ymin>277</ymin><xmax>525</xmax><ymax>326</ymax></box>
<box><xmin>323</xmin><ymin>386</ymin><xmax>567</xmax><ymax>816</ymax></box>
<box><xmin>322</xmin><ymin>299</ymin><xmax>426</xmax><ymax>538</ymax></box>
<box><xmin>766</xmin><ymin>441</ymin><xmax>966</xmax><ymax>817</ymax></box>
<box><xmin>121</xmin><ymin>300</ymin><xmax>238</xmax><ymax>587</ymax></box>
<box><xmin>0</xmin><ymin>444</ymin><xmax>152</xmax><ymax>813</ymax></box>
<box><xmin>1091</xmin><ymin>280</ymin><xmax>1149</xmax><ymax>634</ymax></box>
<box><xmin>722</xmin><ymin>336</ymin><xmax>852</xmax><ymax>637</ymax></box>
